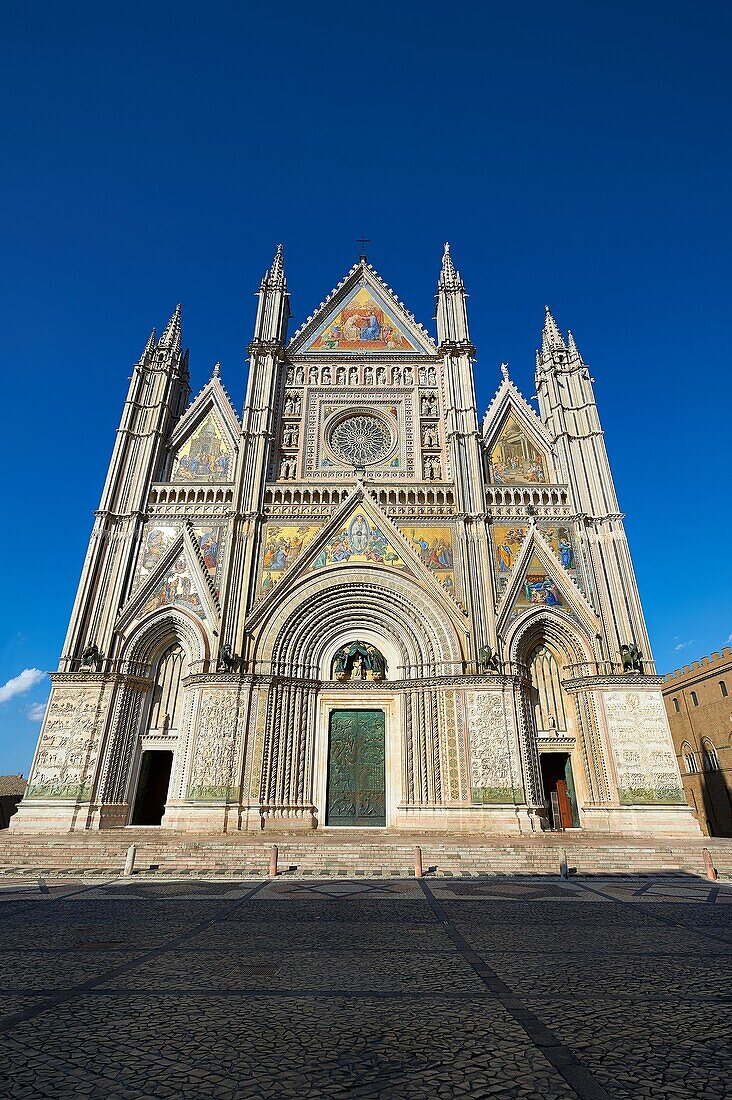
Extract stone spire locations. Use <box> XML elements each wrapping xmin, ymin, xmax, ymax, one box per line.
<box><xmin>157</xmin><ymin>304</ymin><xmax>182</xmax><ymax>355</ymax></box>
<box><xmin>138</xmin><ymin>327</ymin><xmax>156</xmax><ymax>363</ymax></box>
<box><xmin>252</xmin><ymin>244</ymin><xmax>290</xmax><ymax>346</ymax></box>
<box><xmin>438</xmin><ymin>242</ymin><xmax>464</xmax><ymax>293</ymax></box>
<box><xmin>269</xmin><ymin>243</ymin><xmax>287</xmax><ymax>290</ymax></box>
<box><xmin>541</xmin><ymin>305</ymin><xmax>566</xmax><ymax>355</ymax></box>
<box><xmin>567</xmin><ymin>329</ymin><xmax>583</xmax><ymax>362</ymax></box>
<box><xmin>436</xmin><ymin>242</ymin><xmax>471</xmax><ymax>346</ymax></box>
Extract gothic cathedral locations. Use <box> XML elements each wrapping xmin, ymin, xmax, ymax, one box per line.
<box><xmin>15</xmin><ymin>245</ymin><xmax>698</xmax><ymax>838</ymax></box>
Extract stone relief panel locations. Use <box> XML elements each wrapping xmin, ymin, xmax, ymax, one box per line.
<box><xmin>466</xmin><ymin>690</ymin><xmax>522</xmax><ymax>804</ymax></box>
<box><xmin>603</xmin><ymin>689</ymin><xmax>685</xmax><ymax>805</ymax></box>
<box><xmin>187</xmin><ymin>687</ymin><xmax>241</xmax><ymax>801</ymax></box>
<box><xmin>27</xmin><ymin>683</ymin><xmax>112</xmax><ymax>800</ymax></box>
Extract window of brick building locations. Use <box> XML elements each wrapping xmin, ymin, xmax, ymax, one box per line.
<box><xmin>681</xmin><ymin>743</ymin><xmax>697</xmax><ymax>773</ymax></box>
<box><xmin>720</xmin><ymin>681</ymin><xmax>729</xmax><ymax>698</ymax></box>
<box><xmin>673</xmin><ymin>697</ymin><xmax>680</xmax><ymax>712</ymax></box>
<box><xmin>690</xmin><ymin>690</ymin><xmax>699</xmax><ymax>707</ymax></box>
<box><xmin>702</xmin><ymin>741</ymin><xmax>719</xmax><ymax>771</ymax></box>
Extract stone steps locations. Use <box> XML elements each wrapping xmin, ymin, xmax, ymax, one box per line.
<box><xmin>1</xmin><ymin>831</ymin><xmax>730</xmax><ymax>878</ymax></box>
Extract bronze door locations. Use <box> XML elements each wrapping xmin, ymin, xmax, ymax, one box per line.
<box><xmin>326</xmin><ymin>709</ymin><xmax>386</xmax><ymax>826</ymax></box>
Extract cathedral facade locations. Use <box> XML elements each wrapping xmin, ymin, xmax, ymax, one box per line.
<box><xmin>14</xmin><ymin>246</ymin><xmax>698</xmax><ymax>837</ymax></box>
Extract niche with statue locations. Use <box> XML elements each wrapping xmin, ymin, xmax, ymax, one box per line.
<box><xmin>332</xmin><ymin>641</ymin><xmax>387</xmax><ymax>682</ymax></box>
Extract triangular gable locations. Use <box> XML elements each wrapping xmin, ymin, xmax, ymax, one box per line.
<box><xmin>482</xmin><ymin>376</ymin><xmax>559</xmax><ymax>485</ymax></box>
<box><xmin>166</xmin><ymin>372</ymin><xmax>239</xmax><ymax>483</ymax></box>
<box><xmin>497</xmin><ymin>528</ymin><xmax>595</xmax><ymax>632</ymax></box>
<box><xmin>248</xmin><ymin>487</ymin><xmax>465</xmax><ymax>632</ymax></box>
<box><xmin>288</xmin><ymin>264</ymin><xmax>436</xmax><ymax>356</ymax></box>
<box><xmin>117</xmin><ymin>527</ymin><xmax>219</xmax><ymax>632</ymax></box>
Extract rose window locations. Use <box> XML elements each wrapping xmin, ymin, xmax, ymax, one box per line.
<box><xmin>330</xmin><ymin>414</ymin><xmax>392</xmax><ymax>466</ymax></box>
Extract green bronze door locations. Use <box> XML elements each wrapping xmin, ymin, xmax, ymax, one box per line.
<box><xmin>326</xmin><ymin>710</ymin><xmax>386</xmax><ymax>827</ymax></box>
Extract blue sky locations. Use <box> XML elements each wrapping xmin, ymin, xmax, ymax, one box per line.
<box><xmin>1</xmin><ymin>2</ymin><xmax>730</xmax><ymax>774</ymax></box>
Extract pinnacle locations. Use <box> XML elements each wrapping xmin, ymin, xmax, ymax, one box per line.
<box><xmin>269</xmin><ymin>243</ymin><xmax>287</xmax><ymax>288</ymax></box>
<box><xmin>567</xmin><ymin>329</ymin><xmax>582</xmax><ymax>360</ymax></box>
<box><xmin>157</xmin><ymin>304</ymin><xmax>182</xmax><ymax>354</ymax></box>
<box><xmin>212</xmin><ymin>362</ymin><xmax>221</xmax><ymax>379</ymax></box>
<box><xmin>140</xmin><ymin>327</ymin><xmax>156</xmax><ymax>361</ymax></box>
<box><xmin>541</xmin><ymin>305</ymin><xmax>566</xmax><ymax>354</ymax></box>
<box><xmin>439</xmin><ymin>241</ymin><xmax>464</xmax><ymax>292</ymax></box>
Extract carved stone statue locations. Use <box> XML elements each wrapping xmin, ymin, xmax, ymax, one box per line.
<box><xmin>80</xmin><ymin>643</ymin><xmax>102</xmax><ymax>671</ymax></box>
<box><xmin>332</xmin><ymin>641</ymin><xmax>386</xmax><ymax>682</ymax></box>
<box><xmin>220</xmin><ymin>643</ymin><xmax>239</xmax><ymax>672</ymax></box>
<box><xmin>478</xmin><ymin>645</ymin><xmax>500</xmax><ymax>673</ymax></box>
<box><xmin>620</xmin><ymin>643</ymin><xmax>644</xmax><ymax>674</ymax></box>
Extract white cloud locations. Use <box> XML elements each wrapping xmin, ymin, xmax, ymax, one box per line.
<box><xmin>674</xmin><ymin>640</ymin><xmax>694</xmax><ymax>652</ymax></box>
<box><xmin>0</xmin><ymin>668</ymin><xmax>47</xmax><ymax>704</ymax></box>
<box><xmin>727</xmin><ymin>633</ymin><xmax>732</xmax><ymax>645</ymax></box>
<box><xmin>27</xmin><ymin>701</ymin><xmax>48</xmax><ymax>722</ymax></box>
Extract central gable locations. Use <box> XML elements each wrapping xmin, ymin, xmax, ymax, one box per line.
<box><xmin>289</xmin><ymin>263</ymin><xmax>436</xmax><ymax>356</ymax></box>
<box><xmin>306</xmin><ymin>284</ymin><xmax>418</xmax><ymax>353</ymax></box>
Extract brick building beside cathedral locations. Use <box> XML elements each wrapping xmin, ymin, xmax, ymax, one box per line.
<box><xmin>13</xmin><ymin>245</ymin><xmax>697</xmax><ymax>838</ymax></box>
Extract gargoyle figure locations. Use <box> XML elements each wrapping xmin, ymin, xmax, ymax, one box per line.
<box><xmin>478</xmin><ymin>645</ymin><xmax>501</xmax><ymax>673</ymax></box>
<box><xmin>620</xmin><ymin>643</ymin><xmax>644</xmax><ymax>674</ymax></box>
<box><xmin>80</xmin><ymin>643</ymin><xmax>103</xmax><ymax>671</ymax></box>
<box><xmin>219</xmin><ymin>643</ymin><xmax>239</xmax><ymax>672</ymax></box>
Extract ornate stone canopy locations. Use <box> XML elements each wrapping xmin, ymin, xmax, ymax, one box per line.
<box><xmin>332</xmin><ymin>640</ymin><xmax>387</xmax><ymax>682</ymax></box>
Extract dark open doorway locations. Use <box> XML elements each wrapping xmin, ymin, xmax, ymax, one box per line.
<box><xmin>131</xmin><ymin>750</ymin><xmax>173</xmax><ymax>826</ymax></box>
<box><xmin>540</xmin><ymin>752</ymin><xmax>579</xmax><ymax>830</ymax></box>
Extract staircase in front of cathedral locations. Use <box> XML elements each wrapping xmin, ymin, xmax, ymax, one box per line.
<box><xmin>0</xmin><ymin>832</ymin><xmax>729</xmax><ymax>880</ymax></box>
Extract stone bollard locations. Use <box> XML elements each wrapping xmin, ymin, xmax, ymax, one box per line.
<box><xmin>414</xmin><ymin>846</ymin><xmax>423</xmax><ymax>879</ymax></box>
<box><xmin>702</xmin><ymin>847</ymin><xmax>718</xmax><ymax>882</ymax></box>
<box><xmin>559</xmin><ymin>850</ymin><xmax>568</xmax><ymax>879</ymax></box>
<box><xmin>123</xmin><ymin>844</ymin><xmax>136</xmax><ymax>877</ymax></box>
<box><xmin>269</xmin><ymin>844</ymin><xmax>278</xmax><ymax>878</ymax></box>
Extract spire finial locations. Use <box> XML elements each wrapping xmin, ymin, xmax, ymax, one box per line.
<box><xmin>212</xmin><ymin>361</ymin><xmax>221</xmax><ymax>379</ymax></box>
<box><xmin>500</xmin><ymin>362</ymin><xmax>510</xmax><ymax>381</ymax></box>
<box><xmin>357</xmin><ymin>235</ymin><xmax>370</xmax><ymax>262</ymax></box>
<box><xmin>157</xmin><ymin>304</ymin><xmax>182</xmax><ymax>354</ymax></box>
<box><xmin>541</xmin><ymin>305</ymin><xmax>566</xmax><ymax>355</ymax></box>
<box><xmin>439</xmin><ymin>241</ymin><xmax>464</xmax><ymax>291</ymax></box>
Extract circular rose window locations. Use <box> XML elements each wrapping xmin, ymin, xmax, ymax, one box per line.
<box><xmin>330</xmin><ymin>413</ymin><xmax>393</xmax><ymax>466</ymax></box>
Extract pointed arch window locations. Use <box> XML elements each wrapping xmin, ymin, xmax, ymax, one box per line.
<box><xmin>681</xmin><ymin>743</ymin><xmax>697</xmax><ymax>774</ymax></box>
<box><xmin>720</xmin><ymin>681</ymin><xmax>729</xmax><ymax>699</ymax></box>
<box><xmin>528</xmin><ymin>644</ymin><xmax>568</xmax><ymax>735</ymax></box>
<box><xmin>149</xmin><ymin>643</ymin><xmax>186</xmax><ymax>732</ymax></box>
<box><xmin>701</xmin><ymin>741</ymin><xmax>719</xmax><ymax>772</ymax></box>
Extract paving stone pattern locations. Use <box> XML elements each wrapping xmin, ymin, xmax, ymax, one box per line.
<box><xmin>0</xmin><ymin>874</ymin><xmax>730</xmax><ymax>1098</ymax></box>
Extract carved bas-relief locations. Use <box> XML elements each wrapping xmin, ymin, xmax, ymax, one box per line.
<box><xmin>467</xmin><ymin>691</ymin><xmax>522</xmax><ymax>804</ymax></box>
<box><xmin>603</xmin><ymin>690</ymin><xmax>685</xmax><ymax>805</ymax></box>
<box><xmin>14</xmin><ymin>680</ymin><xmax>116</xmax><ymax>831</ymax></box>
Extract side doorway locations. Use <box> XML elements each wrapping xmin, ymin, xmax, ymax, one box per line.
<box><xmin>131</xmin><ymin>751</ymin><xmax>174</xmax><ymax>826</ymax></box>
<box><xmin>540</xmin><ymin>751</ymin><xmax>579</xmax><ymax>830</ymax></box>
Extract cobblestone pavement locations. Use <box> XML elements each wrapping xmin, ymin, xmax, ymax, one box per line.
<box><xmin>0</xmin><ymin>874</ymin><xmax>730</xmax><ymax>1098</ymax></box>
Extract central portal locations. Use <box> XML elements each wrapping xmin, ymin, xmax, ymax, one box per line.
<box><xmin>326</xmin><ymin>709</ymin><xmax>386</xmax><ymax>826</ymax></box>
